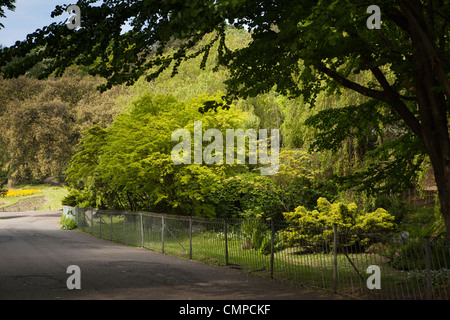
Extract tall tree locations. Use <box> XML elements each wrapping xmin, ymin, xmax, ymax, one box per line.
<box><xmin>0</xmin><ymin>0</ymin><xmax>15</xmax><ymax>191</ymax></box>
<box><xmin>0</xmin><ymin>67</ymin><xmax>125</xmax><ymax>185</ymax></box>
<box><xmin>0</xmin><ymin>1</ymin><xmax>448</xmax><ymax>238</ymax></box>
<box><xmin>65</xmin><ymin>93</ymin><xmax>250</xmax><ymax>215</ymax></box>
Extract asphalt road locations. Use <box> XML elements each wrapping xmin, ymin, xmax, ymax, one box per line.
<box><xmin>0</xmin><ymin>211</ymin><xmax>344</xmax><ymax>300</ymax></box>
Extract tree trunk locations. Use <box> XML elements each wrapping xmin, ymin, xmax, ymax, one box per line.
<box><xmin>416</xmin><ymin>82</ymin><xmax>450</xmax><ymax>242</ymax></box>
<box><xmin>438</xmin><ymin>177</ymin><xmax>450</xmax><ymax>243</ymax></box>
<box><xmin>416</xmin><ymin>79</ymin><xmax>450</xmax><ymax>243</ymax></box>
<box><xmin>427</xmin><ymin>144</ymin><xmax>450</xmax><ymax>242</ymax></box>
<box><xmin>398</xmin><ymin>0</ymin><xmax>450</xmax><ymax>242</ymax></box>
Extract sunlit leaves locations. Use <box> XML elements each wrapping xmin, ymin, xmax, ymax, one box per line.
<box><xmin>65</xmin><ymin>93</ymin><xmax>249</xmax><ymax>216</ymax></box>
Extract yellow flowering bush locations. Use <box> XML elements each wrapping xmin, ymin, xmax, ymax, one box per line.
<box><xmin>1</xmin><ymin>189</ymin><xmax>42</xmax><ymax>198</ymax></box>
<box><xmin>279</xmin><ymin>197</ymin><xmax>396</xmax><ymax>252</ymax></box>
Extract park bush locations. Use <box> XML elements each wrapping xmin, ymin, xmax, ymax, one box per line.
<box><xmin>208</xmin><ymin>149</ymin><xmax>336</xmax><ymax>220</ymax></box>
<box><xmin>279</xmin><ymin>197</ymin><xmax>396</xmax><ymax>252</ymax></box>
<box><xmin>65</xmin><ymin>92</ymin><xmax>252</xmax><ymax>217</ymax></box>
<box><xmin>240</xmin><ymin>218</ymin><xmax>269</xmax><ymax>251</ymax></box>
<box><xmin>62</xmin><ymin>188</ymin><xmax>91</xmax><ymax>207</ymax></box>
<box><xmin>239</xmin><ymin>218</ymin><xmax>283</xmax><ymax>255</ymax></box>
<box><xmin>59</xmin><ymin>210</ymin><xmax>77</xmax><ymax>230</ymax></box>
<box><xmin>389</xmin><ymin>239</ymin><xmax>450</xmax><ymax>271</ymax></box>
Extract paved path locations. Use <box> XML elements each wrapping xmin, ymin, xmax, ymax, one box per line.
<box><xmin>0</xmin><ymin>211</ymin><xmax>345</xmax><ymax>300</ymax></box>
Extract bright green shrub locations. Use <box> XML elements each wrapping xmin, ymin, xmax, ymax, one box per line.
<box><xmin>280</xmin><ymin>197</ymin><xmax>396</xmax><ymax>252</ymax></box>
<box><xmin>239</xmin><ymin>218</ymin><xmax>283</xmax><ymax>255</ymax></box>
<box><xmin>355</xmin><ymin>208</ymin><xmax>396</xmax><ymax>234</ymax></box>
<box><xmin>65</xmin><ymin>92</ymin><xmax>250</xmax><ymax>217</ymax></box>
<box><xmin>240</xmin><ymin>219</ymin><xmax>268</xmax><ymax>251</ymax></box>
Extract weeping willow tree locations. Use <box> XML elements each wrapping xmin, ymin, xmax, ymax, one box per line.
<box><xmin>281</xmin><ymin>70</ymin><xmax>427</xmax><ymax>212</ymax></box>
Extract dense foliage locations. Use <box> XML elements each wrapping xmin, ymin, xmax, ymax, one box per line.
<box><xmin>0</xmin><ymin>2</ymin><xmax>446</xmax><ymax>241</ymax></box>
<box><xmin>1</xmin><ymin>0</ymin><xmax>447</xmax><ymax>239</ymax></box>
<box><xmin>0</xmin><ymin>67</ymin><xmax>127</xmax><ymax>185</ymax></box>
<box><xmin>281</xmin><ymin>197</ymin><xmax>396</xmax><ymax>252</ymax></box>
<box><xmin>65</xmin><ymin>93</ymin><xmax>252</xmax><ymax>216</ymax></box>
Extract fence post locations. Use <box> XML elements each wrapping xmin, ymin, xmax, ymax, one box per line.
<box><xmin>110</xmin><ymin>214</ymin><xmax>113</xmax><ymax>241</ymax></box>
<box><xmin>161</xmin><ymin>214</ymin><xmax>165</xmax><ymax>254</ymax></box>
<box><xmin>224</xmin><ymin>219</ymin><xmax>229</xmax><ymax>266</ymax></box>
<box><xmin>333</xmin><ymin>223</ymin><xmax>338</xmax><ymax>294</ymax></box>
<box><xmin>270</xmin><ymin>219</ymin><xmax>274</xmax><ymax>279</ymax></box>
<box><xmin>76</xmin><ymin>207</ymin><xmax>79</xmax><ymax>228</ymax></box>
<box><xmin>424</xmin><ymin>236</ymin><xmax>433</xmax><ymax>300</ymax></box>
<box><xmin>189</xmin><ymin>217</ymin><xmax>193</xmax><ymax>260</ymax></box>
<box><xmin>123</xmin><ymin>213</ymin><xmax>126</xmax><ymax>244</ymax></box>
<box><xmin>81</xmin><ymin>208</ymin><xmax>84</xmax><ymax>230</ymax></box>
<box><xmin>140</xmin><ymin>212</ymin><xmax>144</xmax><ymax>248</ymax></box>
<box><xmin>99</xmin><ymin>211</ymin><xmax>102</xmax><ymax>238</ymax></box>
<box><xmin>91</xmin><ymin>210</ymin><xmax>93</xmax><ymax>234</ymax></box>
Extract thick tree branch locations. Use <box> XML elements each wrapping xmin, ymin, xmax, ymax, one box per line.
<box><xmin>315</xmin><ymin>62</ymin><xmax>423</xmax><ymax>140</ymax></box>
<box><xmin>314</xmin><ymin>63</ymin><xmax>385</xmax><ymax>101</ymax></box>
<box><xmin>368</xmin><ymin>65</ymin><xmax>423</xmax><ymax>137</ymax></box>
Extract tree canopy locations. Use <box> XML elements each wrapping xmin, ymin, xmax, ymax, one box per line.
<box><xmin>65</xmin><ymin>92</ymin><xmax>252</xmax><ymax>215</ymax></box>
<box><xmin>0</xmin><ymin>67</ymin><xmax>126</xmax><ymax>185</ymax></box>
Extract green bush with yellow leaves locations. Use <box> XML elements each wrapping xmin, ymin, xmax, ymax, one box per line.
<box><xmin>280</xmin><ymin>197</ymin><xmax>396</xmax><ymax>253</ymax></box>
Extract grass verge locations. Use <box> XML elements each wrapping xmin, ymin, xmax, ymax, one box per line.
<box><xmin>0</xmin><ymin>184</ymin><xmax>68</xmax><ymax>211</ymax></box>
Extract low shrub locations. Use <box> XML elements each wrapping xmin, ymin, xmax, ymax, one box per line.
<box><xmin>280</xmin><ymin>197</ymin><xmax>396</xmax><ymax>252</ymax></box>
<box><xmin>60</xmin><ymin>210</ymin><xmax>77</xmax><ymax>230</ymax></box>
<box><xmin>239</xmin><ymin>218</ymin><xmax>283</xmax><ymax>255</ymax></box>
<box><xmin>407</xmin><ymin>268</ymin><xmax>450</xmax><ymax>287</ymax></box>
<box><xmin>240</xmin><ymin>219</ymin><xmax>267</xmax><ymax>250</ymax></box>
<box><xmin>390</xmin><ymin>240</ymin><xmax>450</xmax><ymax>271</ymax></box>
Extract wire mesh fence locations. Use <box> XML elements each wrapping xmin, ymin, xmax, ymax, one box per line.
<box><xmin>64</xmin><ymin>206</ymin><xmax>450</xmax><ymax>300</ymax></box>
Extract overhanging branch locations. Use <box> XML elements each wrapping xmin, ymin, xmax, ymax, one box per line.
<box><xmin>314</xmin><ymin>63</ymin><xmax>385</xmax><ymax>101</ymax></box>
<box><xmin>315</xmin><ymin>62</ymin><xmax>423</xmax><ymax>140</ymax></box>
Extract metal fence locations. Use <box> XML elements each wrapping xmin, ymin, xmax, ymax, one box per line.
<box><xmin>63</xmin><ymin>206</ymin><xmax>450</xmax><ymax>300</ymax></box>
